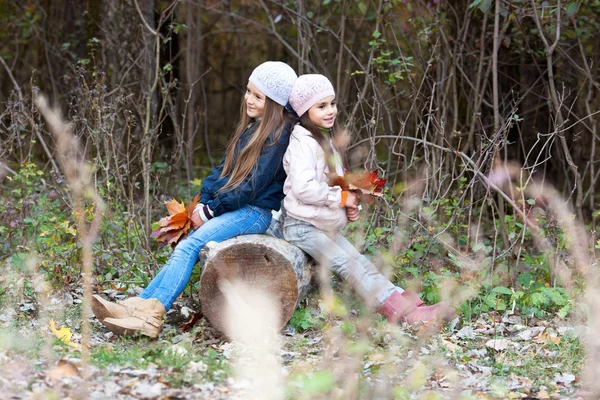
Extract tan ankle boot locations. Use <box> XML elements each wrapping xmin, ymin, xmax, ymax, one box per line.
<box><xmin>379</xmin><ymin>291</ymin><xmax>455</xmax><ymax>325</ymax></box>
<box><xmin>102</xmin><ymin>298</ymin><xmax>166</xmax><ymax>339</ymax></box>
<box><xmin>91</xmin><ymin>295</ymin><xmax>146</xmax><ymax>322</ymax></box>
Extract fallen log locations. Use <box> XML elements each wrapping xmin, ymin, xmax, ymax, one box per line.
<box><xmin>199</xmin><ymin>234</ymin><xmax>314</xmax><ymax>334</ymax></box>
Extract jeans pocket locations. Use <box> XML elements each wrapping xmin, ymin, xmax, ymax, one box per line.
<box><xmin>241</xmin><ymin>211</ymin><xmax>270</xmax><ymax>235</ymax></box>
<box><xmin>283</xmin><ymin>221</ymin><xmax>310</xmax><ymax>242</ymax></box>
<box><xmin>242</xmin><ymin>220</ymin><xmax>266</xmax><ymax>234</ymax></box>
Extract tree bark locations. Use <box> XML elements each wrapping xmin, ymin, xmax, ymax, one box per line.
<box><xmin>199</xmin><ymin>234</ymin><xmax>314</xmax><ymax>334</ymax></box>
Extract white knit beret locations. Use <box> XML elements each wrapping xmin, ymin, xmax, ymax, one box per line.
<box><xmin>248</xmin><ymin>61</ymin><xmax>298</xmax><ymax>106</ymax></box>
<box><xmin>289</xmin><ymin>74</ymin><xmax>336</xmax><ymax>117</ymax></box>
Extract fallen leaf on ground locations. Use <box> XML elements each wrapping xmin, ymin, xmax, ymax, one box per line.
<box><xmin>442</xmin><ymin>339</ymin><xmax>462</xmax><ymax>353</ymax></box>
<box><xmin>533</xmin><ymin>331</ymin><xmax>560</xmax><ymax>345</ymax></box>
<box><xmin>485</xmin><ymin>338</ymin><xmax>513</xmax><ymax>351</ymax></box>
<box><xmin>537</xmin><ymin>389</ymin><xmax>550</xmax><ymax>399</ymax></box>
<box><xmin>456</xmin><ymin>326</ymin><xmax>476</xmax><ymax>339</ymax></box>
<box><xmin>49</xmin><ymin>319</ymin><xmax>80</xmax><ymax>349</ymax></box>
<box><xmin>516</xmin><ymin>326</ymin><xmax>545</xmax><ymax>341</ymax></box>
<box><xmin>46</xmin><ymin>359</ymin><xmax>81</xmax><ymax>382</ymax></box>
<box><xmin>179</xmin><ymin>311</ymin><xmax>202</xmax><ymax>332</ymax></box>
<box><xmin>554</xmin><ymin>372</ymin><xmax>576</xmax><ymax>386</ymax></box>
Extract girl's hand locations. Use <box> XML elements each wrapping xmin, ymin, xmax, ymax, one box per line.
<box><xmin>346</xmin><ymin>206</ymin><xmax>360</xmax><ymax>222</ymax></box>
<box><xmin>191</xmin><ymin>209</ymin><xmax>204</xmax><ymax>230</ymax></box>
<box><xmin>346</xmin><ymin>191</ymin><xmax>360</xmax><ymax>208</ymax></box>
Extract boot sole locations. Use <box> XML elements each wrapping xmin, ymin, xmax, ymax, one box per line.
<box><xmin>91</xmin><ymin>295</ymin><xmax>118</xmax><ymax>322</ymax></box>
<box><xmin>102</xmin><ymin>317</ymin><xmax>160</xmax><ymax>339</ymax></box>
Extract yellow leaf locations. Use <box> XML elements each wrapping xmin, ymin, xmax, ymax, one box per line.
<box><xmin>407</xmin><ymin>362</ymin><xmax>427</xmax><ymax>391</ymax></box>
<box><xmin>49</xmin><ymin>319</ymin><xmax>80</xmax><ymax>349</ymax></box>
<box><xmin>392</xmin><ymin>181</ymin><xmax>405</xmax><ymax>195</ymax></box>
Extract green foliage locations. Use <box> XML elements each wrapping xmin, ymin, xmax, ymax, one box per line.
<box><xmin>344</xmin><ymin>178</ymin><xmax>579</xmax><ymax>322</ymax></box>
<box><xmin>0</xmin><ymin>163</ymin><xmax>80</xmax><ymax>287</ymax></box>
<box><xmin>469</xmin><ymin>0</ymin><xmax>492</xmax><ymax>13</ymax></box>
<box><xmin>91</xmin><ymin>339</ymin><xmax>228</xmax><ymax>386</ymax></box>
<box><xmin>369</xmin><ymin>30</ymin><xmax>415</xmax><ymax>86</ymax></box>
<box><xmin>0</xmin><ymin>163</ymin><xmax>165</xmax><ymax>291</ymax></box>
<box><xmin>289</xmin><ymin>304</ymin><xmax>324</xmax><ymax>332</ymax></box>
<box><xmin>467</xmin><ymin>282</ymin><xmax>570</xmax><ymax>319</ymax></box>
<box><xmin>287</xmin><ymin>370</ymin><xmax>336</xmax><ymax>397</ymax></box>
<box><xmin>486</xmin><ymin>332</ymin><xmax>583</xmax><ymax>392</ymax></box>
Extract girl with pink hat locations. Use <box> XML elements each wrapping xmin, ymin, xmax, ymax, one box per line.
<box><xmin>283</xmin><ymin>74</ymin><xmax>455</xmax><ymax>325</ymax></box>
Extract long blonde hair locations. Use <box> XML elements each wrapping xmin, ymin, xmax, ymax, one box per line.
<box><xmin>219</xmin><ymin>97</ymin><xmax>291</xmax><ymax>192</ymax></box>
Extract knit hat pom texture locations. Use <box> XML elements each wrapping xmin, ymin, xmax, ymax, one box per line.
<box><xmin>248</xmin><ymin>61</ymin><xmax>298</xmax><ymax>106</ymax></box>
<box><xmin>289</xmin><ymin>74</ymin><xmax>336</xmax><ymax>117</ymax></box>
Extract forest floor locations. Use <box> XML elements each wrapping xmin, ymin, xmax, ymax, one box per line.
<box><xmin>0</xmin><ymin>286</ymin><xmax>588</xmax><ymax>400</ymax></box>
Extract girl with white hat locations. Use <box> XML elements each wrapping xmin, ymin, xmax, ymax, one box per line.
<box><xmin>92</xmin><ymin>61</ymin><xmax>298</xmax><ymax>338</ymax></box>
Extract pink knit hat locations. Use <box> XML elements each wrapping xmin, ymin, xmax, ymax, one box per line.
<box><xmin>289</xmin><ymin>74</ymin><xmax>335</xmax><ymax>117</ymax></box>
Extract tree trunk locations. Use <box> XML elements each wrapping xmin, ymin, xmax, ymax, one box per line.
<box><xmin>199</xmin><ymin>234</ymin><xmax>314</xmax><ymax>334</ymax></box>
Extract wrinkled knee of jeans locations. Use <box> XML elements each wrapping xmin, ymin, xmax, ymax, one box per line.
<box><xmin>172</xmin><ymin>239</ymin><xmax>201</xmax><ymax>260</ymax></box>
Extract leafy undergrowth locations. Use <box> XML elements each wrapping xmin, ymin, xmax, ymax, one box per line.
<box><xmin>283</xmin><ymin>296</ymin><xmax>584</xmax><ymax>400</ymax></box>
<box><xmin>0</xmin><ymin>162</ymin><xmax>172</xmax><ymax>295</ymax></box>
<box><xmin>0</xmin><ymin>287</ymin><xmax>586</xmax><ymax>399</ymax></box>
<box><xmin>0</xmin><ymin>163</ymin><xmax>591</xmax><ymax>398</ymax></box>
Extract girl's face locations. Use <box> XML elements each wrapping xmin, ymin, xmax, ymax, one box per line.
<box><xmin>307</xmin><ymin>96</ymin><xmax>337</xmax><ymax>129</ymax></box>
<box><xmin>244</xmin><ymin>82</ymin><xmax>266</xmax><ymax>119</ymax></box>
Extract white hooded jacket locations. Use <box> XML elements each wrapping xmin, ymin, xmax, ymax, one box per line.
<box><xmin>283</xmin><ymin>124</ymin><xmax>348</xmax><ymax>232</ymax></box>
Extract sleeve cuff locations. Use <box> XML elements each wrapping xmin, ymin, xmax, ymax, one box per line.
<box><xmin>202</xmin><ymin>204</ymin><xmax>214</xmax><ymax>221</ymax></box>
<box><xmin>339</xmin><ymin>191</ymin><xmax>348</xmax><ymax>208</ymax></box>
<box><xmin>194</xmin><ymin>203</ymin><xmax>214</xmax><ymax>222</ymax></box>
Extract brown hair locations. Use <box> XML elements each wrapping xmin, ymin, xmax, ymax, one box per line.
<box><xmin>219</xmin><ymin>96</ymin><xmax>292</xmax><ymax>192</ymax></box>
<box><xmin>299</xmin><ymin>112</ymin><xmax>348</xmax><ymax>171</ymax></box>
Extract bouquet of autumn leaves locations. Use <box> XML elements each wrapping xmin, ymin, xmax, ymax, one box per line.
<box><xmin>328</xmin><ymin>170</ymin><xmax>386</xmax><ymax>203</ymax></box>
<box><xmin>151</xmin><ymin>193</ymin><xmax>200</xmax><ymax>247</ymax></box>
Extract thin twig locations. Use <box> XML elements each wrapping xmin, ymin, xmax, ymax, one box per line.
<box><xmin>0</xmin><ymin>55</ymin><xmax>62</xmax><ymax>177</ymax></box>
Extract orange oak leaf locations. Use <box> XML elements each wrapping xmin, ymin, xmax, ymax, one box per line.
<box><xmin>345</xmin><ymin>170</ymin><xmax>386</xmax><ymax>194</ymax></box>
<box><xmin>165</xmin><ymin>199</ymin><xmax>186</xmax><ymax>216</ymax></box>
<box><xmin>327</xmin><ymin>170</ymin><xmax>386</xmax><ymax>203</ymax></box>
<box><xmin>151</xmin><ymin>193</ymin><xmax>200</xmax><ymax>248</ymax></box>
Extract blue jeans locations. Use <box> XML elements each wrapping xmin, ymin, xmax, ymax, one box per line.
<box><xmin>141</xmin><ymin>205</ymin><xmax>272</xmax><ymax>310</ymax></box>
<box><xmin>283</xmin><ymin>216</ymin><xmax>401</xmax><ymax>308</ymax></box>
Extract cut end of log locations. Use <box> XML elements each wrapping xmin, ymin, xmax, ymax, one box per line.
<box><xmin>199</xmin><ymin>235</ymin><xmax>312</xmax><ymax>335</ymax></box>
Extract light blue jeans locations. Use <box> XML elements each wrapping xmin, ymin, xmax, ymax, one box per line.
<box><xmin>283</xmin><ymin>216</ymin><xmax>402</xmax><ymax>309</ymax></box>
<box><xmin>141</xmin><ymin>205</ymin><xmax>272</xmax><ymax>310</ymax></box>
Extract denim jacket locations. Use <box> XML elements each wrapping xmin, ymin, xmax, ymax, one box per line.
<box><xmin>198</xmin><ymin>120</ymin><xmax>293</xmax><ymax>217</ymax></box>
